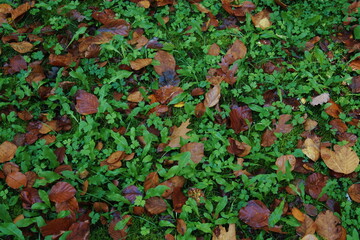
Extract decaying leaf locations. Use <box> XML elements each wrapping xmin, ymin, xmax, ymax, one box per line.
<box><xmin>227</xmin><ymin>138</ymin><xmax>251</xmax><ymax>157</ymax></box>
<box><xmin>144</xmin><ymin>172</ymin><xmax>159</xmax><ymax>192</ymax></box>
<box><xmin>275</xmin><ymin>114</ymin><xmax>293</xmax><ymax>133</ymax></box>
<box><xmin>275</xmin><ymin>155</ymin><xmax>296</xmax><ymax>173</ymax></box>
<box><xmin>348</xmin><ymin>183</ymin><xmax>360</xmax><ymax>203</ymax></box>
<box><xmin>212</xmin><ymin>224</ymin><xmax>236</xmax><ymax>240</ymax></box>
<box><xmin>167</xmin><ymin>119</ymin><xmax>191</xmax><ymax>148</ymax></box>
<box><xmin>154</xmin><ymin>50</ymin><xmax>176</xmax><ymax>75</ymax></box>
<box><xmin>305</xmin><ymin>173</ymin><xmax>328</xmax><ymax>201</ymax></box>
<box><xmin>296</xmin><ymin>215</ymin><xmax>316</xmax><ymax>237</ymax></box>
<box><xmin>222</xmin><ymin>39</ymin><xmax>247</xmax><ymax>66</ymax></box>
<box><xmin>208</xmin><ymin>43</ymin><xmax>220</xmax><ymax>56</ymax></box>
<box><xmin>204</xmin><ymin>84</ymin><xmax>221</xmax><ymax>108</ymax></box>
<box><xmin>100</xmin><ymin>151</ymin><xmax>134</xmax><ymax>170</ymax></box>
<box><xmin>310</xmin><ymin>92</ymin><xmax>330</xmax><ymax>106</ymax></box>
<box><xmin>127</xmin><ymin>91</ymin><xmax>144</xmax><ymax>102</ymax></box>
<box><xmin>325</xmin><ymin>100</ymin><xmax>342</xmax><ymax>118</ymax></box>
<box><xmin>75</xmin><ymin>90</ymin><xmax>99</xmax><ymax>115</ymax></box>
<box><xmin>99</xmin><ymin>19</ymin><xmax>131</xmax><ymax>36</ymax></box>
<box><xmin>40</xmin><ymin>217</ymin><xmax>73</xmax><ymax>237</ymax></box>
<box><xmin>329</xmin><ymin>119</ymin><xmax>348</xmax><ymax>133</ymax></box>
<box><xmin>315</xmin><ymin>210</ymin><xmax>342</xmax><ymax>240</ymax></box>
<box><xmin>130</xmin><ymin>58</ymin><xmax>152</xmax><ymax>70</ymax></box>
<box><xmin>122</xmin><ymin>185</ymin><xmax>142</xmax><ymax>203</ymax></box>
<box><xmin>145</xmin><ymin>197</ymin><xmax>167</xmax><ymax>215</ymax></box>
<box><xmin>251</xmin><ymin>9</ymin><xmax>272</xmax><ymax>30</ymax></box>
<box><xmin>229</xmin><ymin>105</ymin><xmax>253</xmax><ymax>133</ymax></box>
<box><xmin>291</xmin><ymin>207</ymin><xmax>305</xmax><ymax>222</ymax></box>
<box><xmin>261</xmin><ymin>129</ymin><xmax>277</xmax><ymax>147</ymax></box>
<box><xmin>302</xmin><ymin>138</ymin><xmax>320</xmax><ymax>161</ymax></box>
<box><xmin>0</xmin><ymin>141</ymin><xmax>17</xmax><ymax>163</ymax></box>
<box><xmin>49</xmin><ymin>182</ymin><xmax>76</xmax><ymax>203</ymax></box>
<box><xmin>320</xmin><ymin>145</ymin><xmax>359</xmax><ymax>174</ymax></box>
<box><xmin>350</xmin><ymin>76</ymin><xmax>360</xmax><ymax>93</ymax></box>
<box><xmin>9</xmin><ymin>41</ymin><xmax>33</xmax><ymax>53</ymax></box>
<box><xmin>176</xmin><ymin>219</ymin><xmax>187</xmax><ymax>235</ymax></box>
<box><xmin>304</xmin><ymin>119</ymin><xmax>318</xmax><ymax>131</ymax></box>
<box><xmin>180</xmin><ymin>142</ymin><xmax>204</xmax><ymax>164</ymax></box>
<box><xmin>239</xmin><ymin>200</ymin><xmax>270</xmax><ymax>228</ymax></box>
<box><xmin>173</xmin><ymin>187</ymin><xmax>188</xmax><ymax>213</ymax></box>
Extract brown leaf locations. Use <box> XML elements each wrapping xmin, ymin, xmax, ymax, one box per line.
<box><xmin>99</xmin><ymin>19</ymin><xmax>131</xmax><ymax>36</ymax></box>
<box><xmin>315</xmin><ymin>211</ymin><xmax>342</xmax><ymax>240</ymax></box>
<box><xmin>180</xmin><ymin>142</ymin><xmax>204</xmax><ymax>164</ymax></box>
<box><xmin>349</xmin><ymin>59</ymin><xmax>360</xmax><ymax>70</ymax></box>
<box><xmin>6</xmin><ymin>172</ymin><xmax>27</xmax><ymax>189</ymax></box>
<box><xmin>302</xmin><ymin>138</ymin><xmax>320</xmax><ymax>162</ymax></box>
<box><xmin>275</xmin><ymin>155</ymin><xmax>296</xmax><ymax>173</ymax></box>
<box><xmin>4</xmin><ymin>55</ymin><xmax>27</xmax><ymax>75</ymax></box>
<box><xmin>144</xmin><ymin>172</ymin><xmax>159</xmax><ymax>192</ymax></box>
<box><xmin>108</xmin><ymin>215</ymin><xmax>128</xmax><ymax>240</ymax></box>
<box><xmin>275</xmin><ymin>114</ymin><xmax>293</xmax><ymax>133</ymax></box>
<box><xmin>0</xmin><ymin>141</ymin><xmax>17</xmax><ymax>163</ymax></box>
<box><xmin>305</xmin><ymin>36</ymin><xmax>321</xmax><ymax>51</ymax></box>
<box><xmin>130</xmin><ymin>58</ymin><xmax>152</xmax><ymax>70</ymax></box>
<box><xmin>11</xmin><ymin>1</ymin><xmax>34</xmax><ymax>20</ymax></box>
<box><xmin>229</xmin><ymin>105</ymin><xmax>253</xmax><ymax>133</ymax></box>
<box><xmin>167</xmin><ymin>119</ymin><xmax>191</xmax><ymax>148</ymax></box>
<box><xmin>222</xmin><ymin>0</ymin><xmax>256</xmax><ymax>17</ymax></box>
<box><xmin>212</xmin><ymin>224</ymin><xmax>236</xmax><ymax>240</ymax></box>
<box><xmin>49</xmin><ymin>182</ymin><xmax>77</xmax><ymax>203</ymax></box>
<box><xmin>26</xmin><ymin>61</ymin><xmax>45</xmax><ymax>84</ymax></box>
<box><xmin>176</xmin><ymin>219</ymin><xmax>187</xmax><ymax>235</ymax></box>
<box><xmin>350</xmin><ymin>76</ymin><xmax>360</xmax><ymax>93</ymax></box>
<box><xmin>93</xmin><ymin>202</ymin><xmax>109</xmax><ymax>213</ymax></box>
<box><xmin>296</xmin><ymin>215</ymin><xmax>316</xmax><ymax>237</ymax></box>
<box><xmin>301</xmin><ymin>234</ymin><xmax>318</xmax><ymax>240</ymax></box>
<box><xmin>66</xmin><ymin>221</ymin><xmax>90</xmax><ymax>240</ymax></box>
<box><xmin>320</xmin><ymin>145</ymin><xmax>359</xmax><ymax>174</ymax></box>
<box><xmin>173</xmin><ymin>187</ymin><xmax>188</xmax><ymax>213</ymax></box>
<box><xmin>251</xmin><ymin>9</ymin><xmax>272</xmax><ymax>30</ymax></box>
<box><xmin>79</xmin><ymin>32</ymin><xmax>114</xmax><ymax>53</ymax></box>
<box><xmin>20</xmin><ymin>187</ymin><xmax>42</xmax><ymax>209</ymax></box>
<box><xmin>325</xmin><ymin>100</ymin><xmax>342</xmax><ymax>118</ymax></box>
<box><xmin>75</xmin><ymin>90</ymin><xmax>99</xmax><ymax>115</ymax></box>
<box><xmin>100</xmin><ymin>151</ymin><xmax>132</xmax><ymax>170</ymax></box>
<box><xmin>310</xmin><ymin>93</ymin><xmax>330</xmax><ymax>106</ymax></box>
<box><xmin>291</xmin><ymin>207</ymin><xmax>305</xmax><ymax>222</ymax></box>
<box><xmin>40</xmin><ymin>217</ymin><xmax>74</xmax><ymax>237</ymax></box>
<box><xmin>122</xmin><ymin>185</ymin><xmax>142</xmax><ymax>204</ymax></box>
<box><xmin>9</xmin><ymin>41</ymin><xmax>33</xmax><ymax>53</ymax></box>
<box><xmin>234</xmin><ymin>158</ymin><xmax>251</xmax><ymax>177</ymax></box>
<box><xmin>55</xmin><ymin>197</ymin><xmax>79</xmax><ymax>218</ymax></box>
<box><xmin>127</xmin><ymin>91</ymin><xmax>144</xmax><ymax>102</ymax></box>
<box><xmin>204</xmin><ymin>84</ymin><xmax>221</xmax><ymax>108</ymax></box>
<box><xmin>348</xmin><ymin>183</ymin><xmax>360</xmax><ymax>203</ymax></box>
<box><xmin>305</xmin><ymin>173</ymin><xmax>328</xmax><ymax>201</ymax></box>
<box><xmin>154</xmin><ymin>86</ymin><xmax>183</xmax><ymax>104</ymax></box>
<box><xmin>39</xmin><ymin>120</ymin><xmax>59</xmax><ymax>134</ymax></box>
<box><xmin>208</xmin><ymin>43</ymin><xmax>220</xmax><ymax>56</ymax></box>
<box><xmin>195</xmin><ymin>102</ymin><xmax>206</xmax><ymax>118</ymax></box>
<box><xmin>227</xmin><ymin>138</ymin><xmax>251</xmax><ymax>157</ymax></box>
<box><xmin>191</xmin><ymin>88</ymin><xmax>205</xmax><ymax>96</ymax></box>
<box><xmin>261</xmin><ymin>129</ymin><xmax>277</xmax><ymax>147</ymax></box>
<box><xmin>2</xmin><ymin>162</ymin><xmax>19</xmax><ymax>175</ymax></box>
<box><xmin>239</xmin><ymin>200</ymin><xmax>270</xmax><ymax>228</ymax></box>
<box><xmin>304</xmin><ymin>119</ymin><xmax>318</xmax><ymax>131</ymax></box>
<box><xmin>154</xmin><ymin>50</ymin><xmax>176</xmax><ymax>75</ymax></box>
<box><xmin>222</xmin><ymin>39</ymin><xmax>247</xmax><ymax>66</ymax></box>
<box><xmin>329</xmin><ymin>119</ymin><xmax>347</xmax><ymax>133</ymax></box>
<box><xmin>49</xmin><ymin>53</ymin><xmax>75</xmax><ymax>67</ymax></box>
<box><xmin>145</xmin><ymin>197</ymin><xmax>167</xmax><ymax>215</ymax></box>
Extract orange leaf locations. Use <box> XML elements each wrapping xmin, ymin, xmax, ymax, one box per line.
<box><xmin>176</xmin><ymin>219</ymin><xmax>187</xmax><ymax>235</ymax></box>
<box><xmin>0</xmin><ymin>141</ymin><xmax>17</xmax><ymax>163</ymax></box>
<box><xmin>325</xmin><ymin>100</ymin><xmax>342</xmax><ymax>118</ymax></box>
<box><xmin>296</xmin><ymin>215</ymin><xmax>316</xmax><ymax>237</ymax></box>
<box><xmin>6</xmin><ymin>172</ymin><xmax>27</xmax><ymax>189</ymax></box>
<box><xmin>204</xmin><ymin>84</ymin><xmax>221</xmax><ymax>108</ymax></box>
<box><xmin>291</xmin><ymin>207</ymin><xmax>305</xmax><ymax>222</ymax></box>
<box><xmin>49</xmin><ymin>182</ymin><xmax>77</xmax><ymax>203</ymax></box>
<box><xmin>75</xmin><ymin>90</ymin><xmax>99</xmax><ymax>115</ymax></box>
<box><xmin>11</xmin><ymin>1</ymin><xmax>34</xmax><ymax>20</ymax></box>
<box><xmin>130</xmin><ymin>58</ymin><xmax>152</xmax><ymax>70</ymax></box>
<box><xmin>154</xmin><ymin>50</ymin><xmax>176</xmax><ymax>75</ymax></box>
<box><xmin>180</xmin><ymin>142</ymin><xmax>204</xmax><ymax>164</ymax></box>
<box><xmin>167</xmin><ymin>119</ymin><xmax>191</xmax><ymax>148</ymax></box>
<box><xmin>127</xmin><ymin>91</ymin><xmax>144</xmax><ymax>102</ymax></box>
<box><xmin>9</xmin><ymin>41</ymin><xmax>33</xmax><ymax>53</ymax></box>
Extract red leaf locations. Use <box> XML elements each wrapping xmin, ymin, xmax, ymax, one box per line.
<box><xmin>20</xmin><ymin>187</ymin><xmax>42</xmax><ymax>209</ymax></box>
<box><xmin>49</xmin><ymin>182</ymin><xmax>77</xmax><ymax>203</ymax></box>
<box><xmin>75</xmin><ymin>90</ymin><xmax>99</xmax><ymax>115</ymax></box>
<box><xmin>40</xmin><ymin>217</ymin><xmax>74</xmax><ymax>237</ymax></box>
<box><xmin>305</xmin><ymin>173</ymin><xmax>328</xmax><ymax>201</ymax></box>
<box><xmin>172</xmin><ymin>187</ymin><xmax>188</xmax><ymax>213</ymax></box>
<box><xmin>66</xmin><ymin>221</ymin><xmax>90</xmax><ymax>240</ymax></box>
<box><xmin>229</xmin><ymin>105</ymin><xmax>252</xmax><ymax>133</ymax></box>
<box><xmin>239</xmin><ymin>200</ymin><xmax>270</xmax><ymax>228</ymax></box>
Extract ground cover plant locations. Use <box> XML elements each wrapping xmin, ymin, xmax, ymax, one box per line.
<box><xmin>0</xmin><ymin>0</ymin><xmax>360</xmax><ymax>239</ymax></box>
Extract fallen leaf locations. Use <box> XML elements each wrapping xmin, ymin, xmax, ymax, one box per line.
<box><xmin>275</xmin><ymin>155</ymin><xmax>296</xmax><ymax>173</ymax></box>
<box><xmin>227</xmin><ymin>138</ymin><xmax>251</xmax><ymax>157</ymax></box>
<box><xmin>310</xmin><ymin>93</ymin><xmax>330</xmax><ymax>106</ymax></box>
<box><xmin>122</xmin><ymin>185</ymin><xmax>142</xmax><ymax>203</ymax></box>
<box><xmin>49</xmin><ymin>182</ymin><xmax>77</xmax><ymax>203</ymax></box>
<box><xmin>261</xmin><ymin>129</ymin><xmax>277</xmax><ymax>147</ymax></box>
<box><xmin>329</xmin><ymin>119</ymin><xmax>348</xmax><ymax>133</ymax></box>
<box><xmin>302</xmin><ymin>138</ymin><xmax>320</xmax><ymax>161</ymax></box>
<box><xmin>176</xmin><ymin>219</ymin><xmax>187</xmax><ymax>235</ymax></box>
<box><xmin>233</xmin><ymin>158</ymin><xmax>251</xmax><ymax>177</ymax></box>
<box><xmin>320</xmin><ymin>145</ymin><xmax>359</xmax><ymax>174</ymax></box>
<box><xmin>99</xmin><ymin>19</ymin><xmax>131</xmax><ymax>36</ymax></box>
<box><xmin>239</xmin><ymin>200</ymin><xmax>270</xmax><ymax>228</ymax></box>
<box><xmin>26</xmin><ymin>61</ymin><xmax>45</xmax><ymax>84</ymax></box>
<box><xmin>9</xmin><ymin>41</ymin><xmax>33</xmax><ymax>53</ymax></box>
<box><xmin>222</xmin><ymin>39</ymin><xmax>247</xmax><ymax>66</ymax></box>
<box><xmin>20</xmin><ymin>187</ymin><xmax>42</xmax><ymax>209</ymax></box>
<box><xmin>305</xmin><ymin>36</ymin><xmax>321</xmax><ymax>51</ymax></box>
<box><xmin>11</xmin><ymin>1</ymin><xmax>34</xmax><ymax>20</ymax></box>
<box><xmin>305</xmin><ymin>173</ymin><xmax>328</xmax><ymax>201</ymax></box>
<box><xmin>75</xmin><ymin>90</ymin><xmax>99</xmax><ymax>115</ymax></box>
<box><xmin>204</xmin><ymin>84</ymin><xmax>221</xmax><ymax>108</ymax></box>
<box><xmin>346</xmin><ymin>184</ymin><xmax>360</xmax><ymax>203</ymax></box>
<box><xmin>195</xmin><ymin>102</ymin><xmax>206</xmax><ymax>118</ymax></box>
<box><xmin>291</xmin><ymin>207</ymin><xmax>305</xmax><ymax>222</ymax></box>
<box><xmin>325</xmin><ymin>100</ymin><xmax>342</xmax><ymax>118</ymax></box>
<box><xmin>221</xmin><ymin>0</ymin><xmax>256</xmax><ymax>17</ymax></box>
<box><xmin>304</xmin><ymin>119</ymin><xmax>318</xmax><ymax>131</ymax></box>
<box><xmin>275</xmin><ymin>114</ymin><xmax>293</xmax><ymax>133</ymax></box>
<box><xmin>350</xmin><ymin>76</ymin><xmax>360</xmax><ymax>93</ymax></box>
<box><xmin>315</xmin><ymin>210</ymin><xmax>342</xmax><ymax>240</ymax></box>
<box><xmin>208</xmin><ymin>43</ymin><xmax>220</xmax><ymax>56</ymax></box>
<box><xmin>2</xmin><ymin>162</ymin><xmax>19</xmax><ymax>175</ymax></box>
<box><xmin>180</xmin><ymin>142</ymin><xmax>204</xmax><ymax>164</ymax></box>
<box><xmin>40</xmin><ymin>217</ymin><xmax>74</xmax><ymax>237</ymax></box>
<box><xmin>251</xmin><ymin>9</ymin><xmax>272</xmax><ymax>30</ymax></box>
<box><xmin>296</xmin><ymin>215</ymin><xmax>316</xmax><ymax>237</ymax></box>
<box><xmin>0</xmin><ymin>141</ymin><xmax>17</xmax><ymax>163</ymax></box>
<box><xmin>3</xmin><ymin>55</ymin><xmax>27</xmax><ymax>75</ymax></box>
<box><xmin>229</xmin><ymin>105</ymin><xmax>253</xmax><ymax>133</ymax></box>
<box><xmin>145</xmin><ymin>197</ymin><xmax>167</xmax><ymax>214</ymax></box>
<box><xmin>154</xmin><ymin>50</ymin><xmax>176</xmax><ymax>75</ymax></box>
<box><xmin>304</xmin><ymin>204</ymin><xmax>318</xmax><ymax>217</ymax></box>
<box><xmin>108</xmin><ymin>214</ymin><xmax>128</xmax><ymax>240</ymax></box>
<box><xmin>66</xmin><ymin>221</ymin><xmax>90</xmax><ymax>240</ymax></box>
<box><xmin>173</xmin><ymin>187</ymin><xmax>188</xmax><ymax>213</ymax></box>
<box><xmin>6</xmin><ymin>172</ymin><xmax>27</xmax><ymax>189</ymax></box>
<box><xmin>100</xmin><ymin>151</ymin><xmax>134</xmax><ymax>170</ymax></box>
<box><xmin>130</xmin><ymin>58</ymin><xmax>152</xmax><ymax>70</ymax></box>
<box><xmin>154</xmin><ymin>86</ymin><xmax>183</xmax><ymax>104</ymax></box>
<box><xmin>212</xmin><ymin>224</ymin><xmax>236</xmax><ymax>240</ymax></box>
<box><xmin>49</xmin><ymin>53</ymin><xmax>75</xmax><ymax>67</ymax></box>
<box><xmin>127</xmin><ymin>91</ymin><xmax>144</xmax><ymax>102</ymax></box>
<box><xmin>55</xmin><ymin>197</ymin><xmax>79</xmax><ymax>217</ymax></box>
<box><xmin>349</xmin><ymin>59</ymin><xmax>360</xmax><ymax>70</ymax></box>
<box><xmin>167</xmin><ymin>119</ymin><xmax>191</xmax><ymax>148</ymax></box>
<box><xmin>144</xmin><ymin>172</ymin><xmax>159</xmax><ymax>192</ymax></box>
<box><xmin>191</xmin><ymin>88</ymin><xmax>205</xmax><ymax>96</ymax></box>
<box><xmin>301</xmin><ymin>234</ymin><xmax>318</xmax><ymax>240</ymax></box>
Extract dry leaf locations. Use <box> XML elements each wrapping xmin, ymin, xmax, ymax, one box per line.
<box><xmin>222</xmin><ymin>39</ymin><xmax>247</xmax><ymax>66</ymax></box>
<box><xmin>315</xmin><ymin>211</ymin><xmax>342</xmax><ymax>240</ymax></box>
<box><xmin>229</xmin><ymin>105</ymin><xmax>253</xmax><ymax>133</ymax></box>
<box><xmin>195</xmin><ymin>102</ymin><xmax>206</xmax><ymax>118</ymax></box>
<box><xmin>144</xmin><ymin>172</ymin><xmax>159</xmax><ymax>192</ymax></box>
<box><xmin>302</xmin><ymin>138</ymin><xmax>320</xmax><ymax>161</ymax></box>
<box><xmin>350</xmin><ymin>76</ymin><xmax>360</xmax><ymax>93</ymax></box>
<box><xmin>296</xmin><ymin>215</ymin><xmax>316</xmax><ymax>237</ymax></box>
<box><xmin>204</xmin><ymin>84</ymin><xmax>221</xmax><ymax>108</ymax></box>
<box><xmin>99</xmin><ymin>19</ymin><xmax>131</xmax><ymax>36</ymax></box>
<box><xmin>40</xmin><ymin>217</ymin><xmax>73</xmax><ymax>237</ymax></box>
<box><xmin>320</xmin><ymin>145</ymin><xmax>359</xmax><ymax>174</ymax></box>
<box><xmin>100</xmin><ymin>151</ymin><xmax>134</xmax><ymax>170</ymax></box>
<box><xmin>180</xmin><ymin>142</ymin><xmax>204</xmax><ymax>164</ymax></box>
<box><xmin>275</xmin><ymin>155</ymin><xmax>296</xmax><ymax>173</ymax></box>
<box><xmin>66</xmin><ymin>221</ymin><xmax>90</xmax><ymax>240</ymax></box>
<box><xmin>123</xmin><ymin>185</ymin><xmax>142</xmax><ymax>204</ymax></box>
<box><xmin>130</xmin><ymin>58</ymin><xmax>152</xmax><ymax>70</ymax></box>
<box><xmin>310</xmin><ymin>93</ymin><xmax>330</xmax><ymax>106</ymax></box>
<box><xmin>239</xmin><ymin>200</ymin><xmax>270</xmax><ymax>228</ymax></box>
<box><xmin>301</xmin><ymin>235</ymin><xmax>318</xmax><ymax>240</ymax></box>
<box><xmin>227</xmin><ymin>138</ymin><xmax>251</xmax><ymax>157</ymax></box>
<box><xmin>167</xmin><ymin>119</ymin><xmax>191</xmax><ymax>148</ymax></box>
<box><xmin>176</xmin><ymin>219</ymin><xmax>187</xmax><ymax>235</ymax></box>
<box><xmin>325</xmin><ymin>100</ymin><xmax>342</xmax><ymax>118</ymax></box>
<box><xmin>127</xmin><ymin>91</ymin><xmax>144</xmax><ymax>102</ymax></box>
<box><xmin>173</xmin><ymin>187</ymin><xmax>188</xmax><ymax>213</ymax></box>
<box><xmin>9</xmin><ymin>41</ymin><xmax>33</xmax><ymax>53</ymax></box>
<box><xmin>154</xmin><ymin>50</ymin><xmax>176</xmax><ymax>75</ymax></box>
<box><xmin>304</xmin><ymin>119</ymin><xmax>318</xmax><ymax>131</ymax></box>
<box><xmin>49</xmin><ymin>53</ymin><xmax>75</xmax><ymax>67</ymax></box>
<box><xmin>145</xmin><ymin>197</ymin><xmax>167</xmax><ymax>214</ymax></box>
<box><xmin>212</xmin><ymin>224</ymin><xmax>236</xmax><ymax>240</ymax></box>
<box><xmin>348</xmin><ymin>183</ymin><xmax>360</xmax><ymax>203</ymax></box>
<box><xmin>208</xmin><ymin>43</ymin><xmax>220</xmax><ymax>56</ymax></box>
<box><xmin>291</xmin><ymin>207</ymin><xmax>305</xmax><ymax>222</ymax></box>
<box><xmin>329</xmin><ymin>119</ymin><xmax>348</xmax><ymax>133</ymax></box>
<box><xmin>275</xmin><ymin>114</ymin><xmax>293</xmax><ymax>133</ymax></box>
<box><xmin>11</xmin><ymin>1</ymin><xmax>34</xmax><ymax>20</ymax></box>
<box><xmin>251</xmin><ymin>9</ymin><xmax>272</xmax><ymax>30</ymax></box>
<box><xmin>49</xmin><ymin>182</ymin><xmax>77</xmax><ymax>203</ymax></box>
<box><xmin>0</xmin><ymin>141</ymin><xmax>17</xmax><ymax>163</ymax></box>
<box><xmin>261</xmin><ymin>129</ymin><xmax>277</xmax><ymax>147</ymax></box>
<box><xmin>305</xmin><ymin>173</ymin><xmax>328</xmax><ymax>201</ymax></box>
<box><xmin>75</xmin><ymin>90</ymin><xmax>99</xmax><ymax>115</ymax></box>
<box><xmin>6</xmin><ymin>172</ymin><xmax>27</xmax><ymax>189</ymax></box>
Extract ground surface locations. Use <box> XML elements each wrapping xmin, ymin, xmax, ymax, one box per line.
<box><xmin>0</xmin><ymin>0</ymin><xmax>360</xmax><ymax>239</ymax></box>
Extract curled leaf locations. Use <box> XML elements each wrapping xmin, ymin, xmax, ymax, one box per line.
<box><xmin>204</xmin><ymin>84</ymin><xmax>221</xmax><ymax>108</ymax></box>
